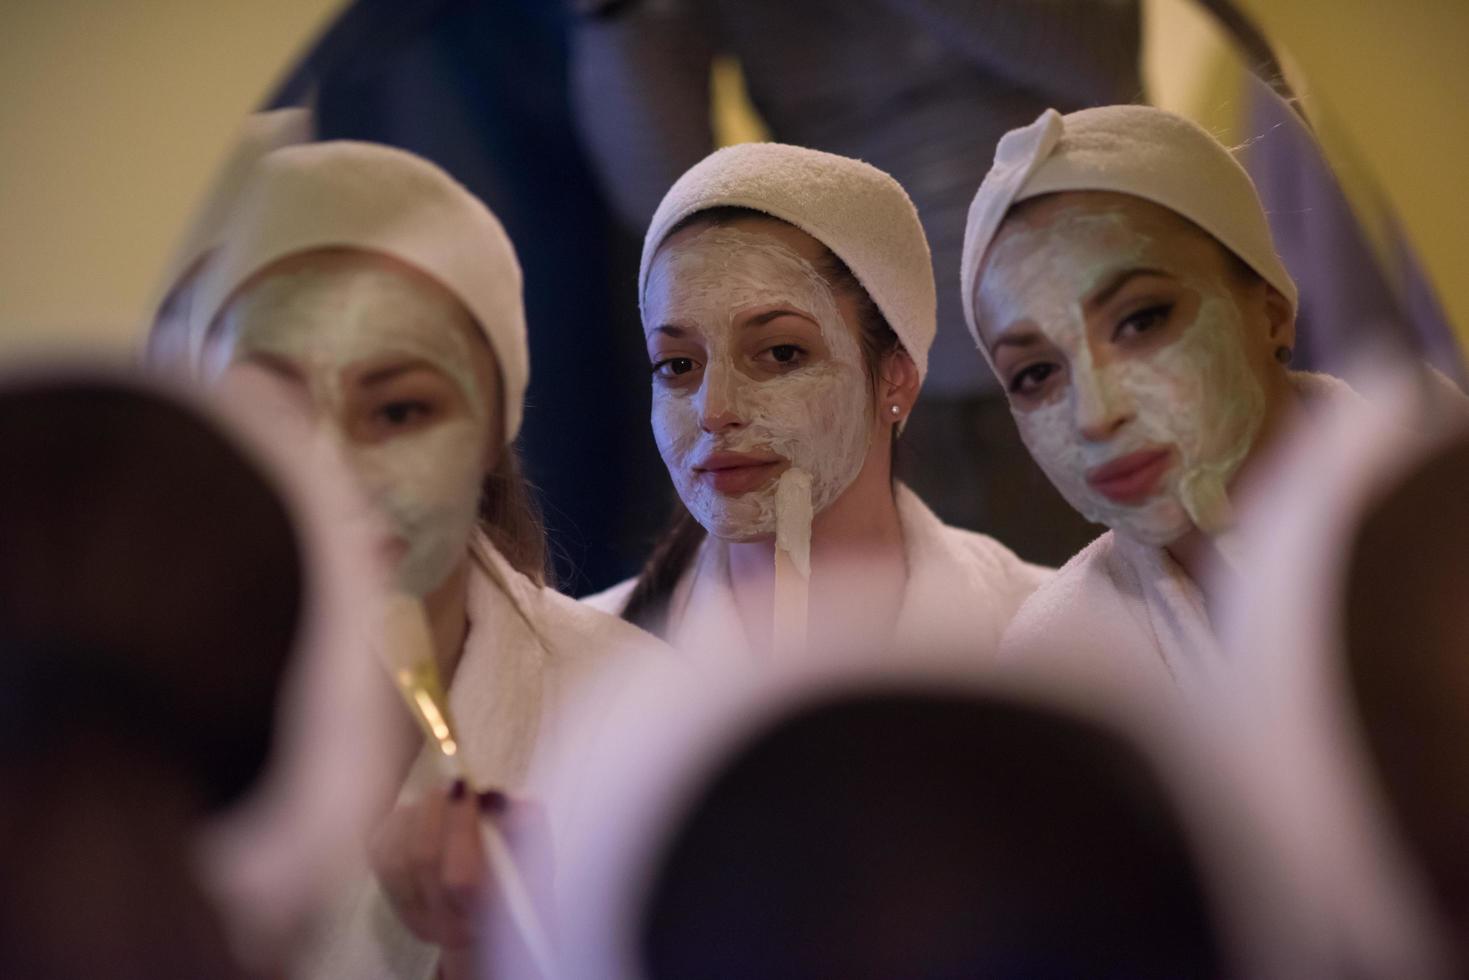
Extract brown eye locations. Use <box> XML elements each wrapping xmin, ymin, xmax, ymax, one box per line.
<box><xmin>754</xmin><ymin>343</ymin><xmax>807</xmax><ymax>371</ymax></box>
<box><xmin>1009</xmin><ymin>361</ymin><xmax>1059</xmax><ymax>396</ymax></box>
<box><xmin>653</xmin><ymin>357</ymin><xmax>699</xmax><ymax>378</ymax></box>
<box><xmin>1114</xmin><ymin>304</ymin><xmax>1173</xmax><ymax>342</ymax></box>
<box><xmin>375</xmin><ymin>400</ymin><xmax>433</xmax><ymax>428</ymax></box>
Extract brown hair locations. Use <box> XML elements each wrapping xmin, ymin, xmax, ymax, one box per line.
<box><xmin>621</xmin><ymin>207</ymin><xmax>903</xmax><ymax>636</ymax></box>
<box><xmin>479</xmin><ymin>444</ymin><xmax>552</xmax><ymax>587</ymax></box>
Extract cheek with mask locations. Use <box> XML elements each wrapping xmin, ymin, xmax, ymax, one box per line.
<box><xmin>215</xmin><ymin>260</ymin><xmax>494</xmax><ymax>596</ymax></box>
<box><xmin>982</xmin><ymin>210</ymin><xmax>1264</xmax><ymax>547</ymax></box>
<box><xmin>645</xmin><ymin>226</ymin><xmax>871</xmax><ymax>542</ymax></box>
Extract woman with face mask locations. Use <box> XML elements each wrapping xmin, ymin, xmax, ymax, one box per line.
<box><xmin>190</xmin><ymin>140</ymin><xmax>663</xmax><ymax>980</ymax></box>
<box><xmin>585</xmin><ymin>142</ymin><xmax>1050</xmax><ymax>661</ymax></box>
<box><xmin>961</xmin><ymin>105</ymin><xmax>1328</xmax><ymax>698</ymax></box>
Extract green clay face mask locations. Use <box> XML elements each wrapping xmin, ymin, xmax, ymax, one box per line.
<box><xmin>644</xmin><ymin>226</ymin><xmax>871</xmax><ymax>545</ymax></box>
<box><xmin>979</xmin><ymin>206</ymin><xmax>1265</xmax><ymax>546</ymax></box>
<box><xmin>212</xmin><ymin>259</ymin><xmax>493</xmax><ymax>596</ymax></box>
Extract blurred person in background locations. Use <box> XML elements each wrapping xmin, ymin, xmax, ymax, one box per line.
<box><xmin>571</xmin><ymin>0</ymin><xmax>1145</xmax><ymax>566</ymax></box>
<box><xmin>273</xmin><ymin>0</ymin><xmax>666</xmax><ymax>594</ymax></box>
<box><xmin>188</xmin><ymin>139</ymin><xmax>665</xmax><ymax>979</ymax></box>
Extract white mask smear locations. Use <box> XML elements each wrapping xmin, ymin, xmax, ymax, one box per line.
<box><xmin>774</xmin><ymin>467</ymin><xmax>814</xmax><ymax>578</ymax></box>
<box><xmin>644</xmin><ymin>226</ymin><xmax>871</xmax><ymax>544</ymax></box>
<box><xmin>214</xmin><ymin>261</ymin><xmax>493</xmax><ymax>596</ymax></box>
<box><xmin>980</xmin><ymin>209</ymin><xmax>1264</xmax><ymax>546</ymax></box>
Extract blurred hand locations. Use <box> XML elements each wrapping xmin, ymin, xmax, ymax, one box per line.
<box><xmin>369</xmin><ymin>782</ymin><xmax>555</xmax><ymax>978</ymax></box>
<box><xmin>370</xmin><ymin>780</ymin><xmax>494</xmax><ymax>949</ymax></box>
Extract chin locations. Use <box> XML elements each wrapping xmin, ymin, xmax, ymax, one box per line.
<box><xmin>706</xmin><ymin>521</ymin><xmax>777</xmax><ymax>544</ymax></box>
<box><xmin>696</xmin><ymin>508</ymin><xmax>777</xmax><ymax>542</ymax></box>
<box><xmin>682</xmin><ymin>489</ymin><xmax>778</xmax><ymax>543</ymax></box>
<box><xmin>1111</xmin><ymin>499</ymin><xmax>1193</xmax><ymax>548</ymax></box>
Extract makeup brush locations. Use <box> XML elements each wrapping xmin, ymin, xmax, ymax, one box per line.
<box><xmin>379</xmin><ymin>592</ymin><xmax>558</xmax><ymax>978</ymax></box>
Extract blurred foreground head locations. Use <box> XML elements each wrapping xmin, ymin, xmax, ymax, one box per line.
<box><xmin>0</xmin><ymin>370</ymin><xmax>303</xmax><ymax>806</ymax></box>
<box><xmin>1211</xmin><ymin>366</ymin><xmax>1469</xmax><ymax>979</ymax></box>
<box><xmin>638</xmin><ymin>689</ymin><xmax>1226</xmax><ymax>980</ymax></box>
<box><xmin>1345</xmin><ymin>429</ymin><xmax>1469</xmax><ymax>967</ymax></box>
<box><xmin>0</xmin><ymin>368</ymin><xmax>304</xmax><ymax>978</ymax></box>
<box><xmin>541</xmin><ymin>651</ymin><xmax>1247</xmax><ymax>980</ymax></box>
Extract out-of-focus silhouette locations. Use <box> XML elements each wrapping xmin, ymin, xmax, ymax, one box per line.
<box><xmin>0</xmin><ymin>371</ymin><xmax>304</xmax><ymax>980</ymax></box>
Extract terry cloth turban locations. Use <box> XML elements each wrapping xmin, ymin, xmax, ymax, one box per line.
<box><xmin>639</xmin><ymin>142</ymin><xmax>937</xmax><ymax>386</ymax></box>
<box><xmin>158</xmin><ymin>107</ymin><xmax>313</xmax><ymax>302</ymax></box>
<box><xmin>193</xmin><ymin>140</ymin><xmax>531</xmax><ymax>440</ymax></box>
<box><xmin>960</xmin><ymin>105</ymin><xmax>1298</xmax><ymax>365</ymax></box>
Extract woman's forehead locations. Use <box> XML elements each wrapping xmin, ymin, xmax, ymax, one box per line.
<box><xmin>999</xmin><ymin>192</ymin><xmax>1219</xmax><ymax>259</ymax></box>
<box><xmin>645</xmin><ymin>227</ymin><xmax>834</xmax><ymax>321</ymax></box>
<box><xmin>240</xmin><ymin>247</ymin><xmax>433</xmax><ymax>301</ymax></box>
<box><xmin>656</xmin><ymin>213</ymin><xmax>828</xmax><ymax>267</ymax></box>
<box><xmin>981</xmin><ymin>194</ymin><xmax>1226</xmax><ymax>303</ymax></box>
<box><xmin>225</xmin><ymin>255</ymin><xmax>498</xmax><ymax>408</ymax></box>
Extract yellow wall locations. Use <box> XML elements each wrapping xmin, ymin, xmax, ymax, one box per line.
<box><xmin>1144</xmin><ymin>0</ymin><xmax>1466</xmax><ymax>369</ymax></box>
<box><xmin>1142</xmin><ymin>0</ymin><xmax>1245</xmax><ymax>140</ymax></box>
<box><xmin>3</xmin><ymin>2</ymin><xmax>1465</xmax><ymax>367</ymax></box>
<box><xmin>0</xmin><ymin>0</ymin><xmax>344</xmax><ymax>356</ymax></box>
<box><xmin>1231</xmin><ymin>1</ymin><xmax>1467</xmax><ymax>360</ymax></box>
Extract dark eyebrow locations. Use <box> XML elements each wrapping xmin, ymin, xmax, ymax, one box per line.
<box><xmin>989</xmin><ymin>328</ymin><xmax>1046</xmax><ymax>354</ymax></box>
<box><xmin>745</xmin><ymin>308</ymin><xmax>814</xmax><ymax>328</ymax></box>
<box><xmin>244</xmin><ymin>351</ymin><xmax>305</xmax><ymax>382</ymax></box>
<box><xmin>1086</xmin><ymin>267</ymin><xmax>1172</xmax><ymax>310</ymax></box>
<box><xmin>358</xmin><ymin>359</ymin><xmax>443</xmax><ymax>386</ymax></box>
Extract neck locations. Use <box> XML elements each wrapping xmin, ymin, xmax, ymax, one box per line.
<box><xmin>726</xmin><ymin>469</ymin><xmax>908</xmax><ymax>656</ymax></box>
<box><xmin>423</xmin><ymin>555</ymin><xmax>472</xmax><ymax>685</ymax></box>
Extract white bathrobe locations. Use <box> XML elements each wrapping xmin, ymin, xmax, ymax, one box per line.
<box><xmin>304</xmin><ymin>533</ymin><xmax>667</xmax><ymax>980</ymax></box>
<box><xmin>998</xmin><ymin>372</ymin><xmax>1368</xmax><ymax>703</ymax></box>
<box><xmin>994</xmin><ymin>368</ymin><xmax>1469</xmax><ymax>976</ymax></box>
<box><xmin>998</xmin><ymin>528</ymin><xmax>1221</xmax><ymax>702</ymax></box>
<box><xmin>585</xmin><ymin>484</ymin><xmax>1050</xmax><ymax>662</ymax></box>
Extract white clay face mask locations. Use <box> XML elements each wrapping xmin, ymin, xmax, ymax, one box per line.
<box><xmin>213</xmin><ymin>259</ymin><xmax>493</xmax><ymax>596</ymax></box>
<box><xmin>644</xmin><ymin>226</ymin><xmax>871</xmax><ymax>544</ymax></box>
<box><xmin>979</xmin><ymin>207</ymin><xmax>1264</xmax><ymax>546</ymax></box>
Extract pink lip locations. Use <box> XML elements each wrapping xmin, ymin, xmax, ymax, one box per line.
<box><xmin>1085</xmin><ymin>448</ymin><xmax>1174</xmax><ymax>504</ymax></box>
<box><xmin>693</xmin><ymin>451</ymin><xmax>787</xmax><ymax>495</ymax></box>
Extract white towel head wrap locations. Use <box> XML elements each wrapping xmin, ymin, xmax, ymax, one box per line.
<box><xmin>159</xmin><ymin>108</ymin><xmax>314</xmax><ymax>301</ymax></box>
<box><xmin>960</xmin><ymin>105</ymin><xmax>1298</xmax><ymax>364</ymax></box>
<box><xmin>193</xmin><ymin>140</ymin><xmax>530</xmax><ymax>440</ymax></box>
<box><xmin>146</xmin><ymin>108</ymin><xmax>312</xmax><ymax>371</ymax></box>
<box><xmin>639</xmin><ymin>142</ymin><xmax>936</xmax><ymax>384</ymax></box>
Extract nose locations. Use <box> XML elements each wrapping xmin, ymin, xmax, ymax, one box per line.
<box><xmin>1072</xmin><ymin>363</ymin><xmax>1130</xmax><ymax>443</ymax></box>
<box><xmin>697</xmin><ymin>361</ymin><xmax>744</xmax><ymax>435</ymax></box>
